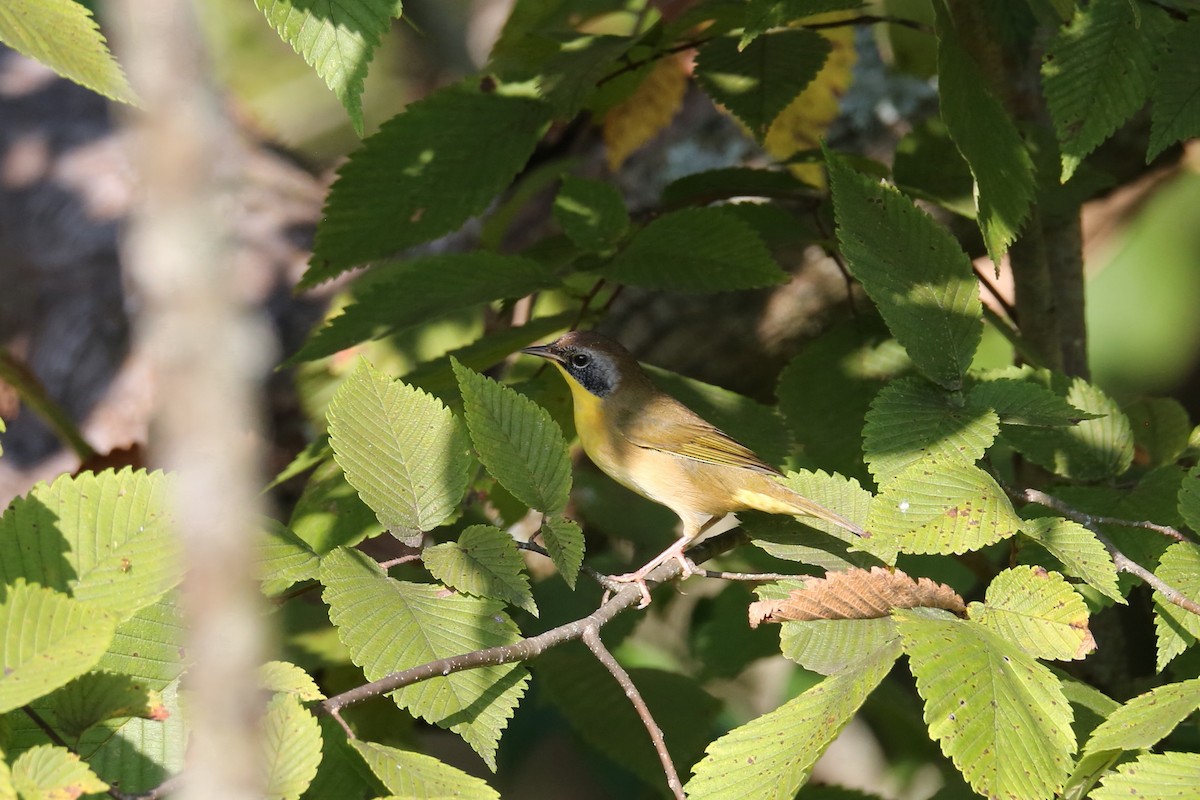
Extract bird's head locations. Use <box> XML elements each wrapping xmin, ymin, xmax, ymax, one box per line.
<box><xmin>521</xmin><ymin>331</ymin><xmax>642</xmax><ymax>399</ymax></box>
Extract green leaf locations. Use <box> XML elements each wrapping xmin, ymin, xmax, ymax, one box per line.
<box><xmin>661</xmin><ymin>167</ymin><xmax>817</xmax><ymax>209</ymax></box>
<box><xmin>423</xmin><ymin>525</ymin><xmax>537</xmax><ymax>616</ymax></box>
<box><xmin>863</xmin><ymin>376</ymin><xmax>1000</xmax><ymax>486</ymax></box>
<box><xmin>351</xmin><ymin>739</ymin><xmax>500</xmax><ymax>800</ymax></box>
<box><xmin>1001</xmin><ymin>376</ymin><xmax>1134</xmax><ymax>481</ymax></box>
<box><xmin>254</xmin><ymin>0</ymin><xmax>401</xmax><ymax>136</ymax></box>
<box><xmin>1148</xmin><ymin>16</ymin><xmax>1200</xmax><ymax>161</ymax></box>
<box><xmin>320</xmin><ymin>548</ymin><xmax>528</xmax><ymax>769</ymax></box>
<box><xmin>1126</xmin><ymin>397</ymin><xmax>1192</xmax><ymax>467</ymax></box>
<box><xmin>79</xmin><ymin>677</ymin><xmax>186</xmax><ymax>795</ymax></box>
<box><xmin>896</xmin><ymin>609</ymin><xmax>1075</xmax><ymax>800</ymax></box>
<box><xmin>46</xmin><ymin>671</ymin><xmax>167</xmax><ymax>745</ymax></box>
<box><xmin>261</xmin><ymin>661</ymin><xmax>325</xmax><ymax>702</ymax></box>
<box><xmin>327</xmin><ymin>359</ymin><xmax>473</xmax><ymax>540</ymax></box>
<box><xmin>453</xmin><ymin>359</ymin><xmax>572</xmax><ymax>514</ymax></box>
<box><xmin>489</xmin><ymin>32</ymin><xmax>635</xmax><ymax>117</ymax></box>
<box><xmin>1019</xmin><ymin>517</ymin><xmax>1123</xmax><ymax>603</ymax></box>
<box><xmin>0</xmin><ymin>0</ymin><xmax>134</xmax><ymax>104</ymax></box>
<box><xmin>740</xmin><ymin>0</ymin><xmax>866</xmax><ymax>47</ymax></box>
<box><xmin>0</xmin><ymin>468</ymin><xmax>179</xmax><ymax>620</ymax></box>
<box><xmin>539</xmin><ymin>516</ymin><xmax>584</xmax><ymax>589</ymax></box>
<box><xmin>261</xmin><ymin>519</ymin><xmax>320</xmax><ymax>596</ymax></box>
<box><xmin>10</xmin><ymin>745</ymin><xmax>107</xmax><ymax>798</ymax></box>
<box><xmin>780</xmin><ymin>615</ymin><xmax>901</xmax><ymax>676</ymax></box>
<box><xmin>605</xmin><ymin>207</ymin><xmax>787</xmax><ymax>292</ymax></box>
<box><xmin>1153</xmin><ymin>541</ymin><xmax>1200</xmax><ymax>670</ymax></box>
<box><xmin>775</xmin><ymin>315</ymin><xmax>911</xmax><ymax>483</ymax></box>
<box><xmin>291</xmin><ymin>253</ymin><xmax>559</xmax><ymax>363</ymax></box>
<box><xmin>1083</xmin><ymin>677</ymin><xmax>1200</xmax><ymax>757</ymax></box>
<box><xmin>826</xmin><ymin>151</ymin><xmax>981</xmax><ymax>390</ymax></box>
<box><xmin>893</xmin><ymin>118</ymin><xmax>976</xmax><ymax>217</ymax></box>
<box><xmin>1042</xmin><ymin>0</ymin><xmax>1171</xmax><ymax>180</ymax></box>
<box><xmin>968</xmin><ymin>377</ymin><xmax>1095</xmax><ymax>428</ymax></box>
<box><xmin>305</xmin><ymin>84</ymin><xmax>550</xmax><ymax>285</ymax></box>
<box><xmin>93</xmin><ymin>597</ymin><xmax>185</xmax><ymax>689</ymax></box>
<box><xmin>968</xmin><ymin>565</ymin><xmax>1094</xmax><ymax>661</ymax></box>
<box><xmin>305</xmin><ymin>717</ymin><xmax>387</xmax><ymax>800</ymax></box>
<box><xmin>553</xmin><ymin>176</ymin><xmax>629</xmax><ymax>252</ymax></box>
<box><xmin>685</xmin><ymin>636</ymin><xmax>898</xmax><ymax>799</ymax></box>
<box><xmin>933</xmin><ymin>2</ymin><xmax>1035</xmax><ymax>260</ymax></box>
<box><xmin>867</xmin><ymin>456</ymin><xmax>1022</xmax><ymax>555</ymax></box>
<box><xmin>1092</xmin><ymin>751</ymin><xmax>1200</xmax><ymax>799</ymax></box>
<box><xmin>288</xmin><ymin>457</ymin><xmax>384</xmax><ymax>553</ymax></box>
<box><xmin>537</xmin><ymin>646</ymin><xmax>721</xmax><ymax>791</ymax></box>
<box><xmin>1179</xmin><ymin>465</ymin><xmax>1200</xmax><ymax>533</ymax></box>
<box><xmin>263</xmin><ymin>693</ymin><xmax>322</xmax><ymax>800</ymax></box>
<box><xmin>0</xmin><ymin>581</ymin><xmax>116</xmax><ymax>713</ymax></box>
<box><xmin>695</xmin><ymin>29</ymin><xmax>831</xmax><ymax>136</ymax></box>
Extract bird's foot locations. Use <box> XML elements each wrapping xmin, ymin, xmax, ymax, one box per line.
<box><xmin>607</xmin><ymin>543</ymin><xmax>699</xmax><ymax>609</ymax></box>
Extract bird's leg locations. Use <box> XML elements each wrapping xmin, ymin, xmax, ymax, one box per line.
<box><xmin>610</xmin><ymin>516</ymin><xmax>719</xmax><ymax>608</ymax></box>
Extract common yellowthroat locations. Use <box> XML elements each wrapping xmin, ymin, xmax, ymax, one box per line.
<box><xmin>522</xmin><ymin>331</ymin><xmax>868</xmax><ymax>606</ymax></box>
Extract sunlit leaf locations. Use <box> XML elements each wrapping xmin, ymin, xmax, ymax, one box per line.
<box><xmin>751</xmin><ymin>566</ymin><xmax>965</xmax><ymax>626</ymax></box>
<box><xmin>1153</xmin><ymin>541</ymin><xmax>1200</xmax><ymax>670</ymax></box>
<box><xmin>1019</xmin><ymin>517</ymin><xmax>1123</xmax><ymax>603</ymax></box>
<box><xmin>351</xmin><ymin>740</ymin><xmax>500</xmax><ymax>800</ymax></box>
<box><xmin>1092</xmin><ymin>751</ymin><xmax>1200</xmax><ymax>799</ymax></box>
<box><xmin>539</xmin><ymin>516</ymin><xmax>584</xmax><ymax>589</ymax></box>
<box><xmin>10</xmin><ymin>745</ymin><xmax>107</xmax><ymax>798</ymax></box>
<box><xmin>969</xmin><ymin>565</ymin><xmax>1095</xmax><ymax>661</ymax></box>
<box><xmin>423</xmin><ymin>525</ymin><xmax>537</xmax><ymax>616</ymax></box>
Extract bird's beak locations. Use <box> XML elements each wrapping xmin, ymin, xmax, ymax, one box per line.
<box><xmin>521</xmin><ymin>344</ymin><xmax>561</xmax><ymax>363</ymax></box>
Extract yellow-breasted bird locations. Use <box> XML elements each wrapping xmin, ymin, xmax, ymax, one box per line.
<box><xmin>522</xmin><ymin>330</ymin><xmax>868</xmax><ymax>607</ymax></box>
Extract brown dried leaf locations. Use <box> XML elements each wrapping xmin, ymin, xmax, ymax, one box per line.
<box><xmin>749</xmin><ymin>567</ymin><xmax>966</xmax><ymax>627</ymax></box>
<box><xmin>603</xmin><ymin>55</ymin><xmax>688</xmax><ymax>170</ymax></box>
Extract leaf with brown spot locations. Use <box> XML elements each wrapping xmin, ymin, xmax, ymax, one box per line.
<box><xmin>969</xmin><ymin>565</ymin><xmax>1095</xmax><ymax>661</ymax></box>
<box><xmin>749</xmin><ymin>566</ymin><xmax>965</xmax><ymax>627</ymax></box>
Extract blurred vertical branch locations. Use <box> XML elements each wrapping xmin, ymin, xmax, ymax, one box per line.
<box><xmin>110</xmin><ymin>3</ymin><xmax>271</xmax><ymax>798</ymax></box>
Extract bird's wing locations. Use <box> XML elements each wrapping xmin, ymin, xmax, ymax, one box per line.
<box><xmin>621</xmin><ymin>403</ymin><xmax>780</xmax><ymax>474</ymax></box>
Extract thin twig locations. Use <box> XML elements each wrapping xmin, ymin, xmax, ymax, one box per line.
<box><xmin>699</xmin><ymin>569</ymin><xmax>806</xmax><ymax>582</ymax></box>
<box><xmin>23</xmin><ymin>706</ymin><xmax>68</xmax><ymax>748</ymax></box>
<box><xmin>320</xmin><ymin>529</ymin><xmax>747</xmax><ymax>720</ymax></box>
<box><xmin>1003</xmin><ymin>484</ymin><xmax>1200</xmax><ymax>617</ymax></box>
<box><xmin>803</xmin><ymin>14</ymin><xmax>931</xmax><ymax>34</ymax></box>
<box><xmin>570</xmin><ymin>279</ymin><xmax>607</xmax><ymax>333</ymax></box>
<box><xmin>378</xmin><ymin>554</ymin><xmax>422</xmax><ymax>570</ymax></box>
<box><xmin>582</xmin><ymin>626</ymin><xmax>685</xmax><ymax>800</ymax></box>
<box><xmin>973</xmin><ymin>263</ymin><xmax>1016</xmax><ymax>321</ymax></box>
<box><xmin>810</xmin><ymin>209</ymin><xmax>858</xmax><ymax>314</ymax></box>
<box><xmin>516</xmin><ymin>540</ymin><xmax>621</xmax><ymax>592</ymax></box>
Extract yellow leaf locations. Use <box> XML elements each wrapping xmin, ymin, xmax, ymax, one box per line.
<box><xmin>763</xmin><ymin>13</ymin><xmax>858</xmax><ymax>187</ymax></box>
<box><xmin>603</xmin><ymin>55</ymin><xmax>688</xmax><ymax>170</ymax></box>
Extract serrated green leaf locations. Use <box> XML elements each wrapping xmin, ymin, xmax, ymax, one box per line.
<box><xmin>0</xmin><ymin>752</ymin><xmax>11</xmax><ymax>799</ymax></box>
<box><xmin>351</xmin><ymin>740</ymin><xmax>500</xmax><ymax>800</ymax></box>
<box><xmin>262</xmin><ymin>693</ymin><xmax>322</xmax><ymax>800</ymax></box>
<box><xmin>327</xmin><ymin>360</ymin><xmax>473</xmax><ymax>539</ymax></box>
<box><xmin>740</xmin><ymin>0</ymin><xmax>866</xmax><ymax>48</ymax></box>
<box><xmin>969</xmin><ymin>565</ymin><xmax>1094</xmax><ymax>661</ymax></box>
<box><xmin>896</xmin><ymin>609</ymin><xmax>1074</xmax><ymax>800</ymax></box>
<box><xmin>863</xmin><ymin>376</ymin><xmax>999</xmax><ymax>486</ymax></box>
<box><xmin>423</xmin><ymin>525</ymin><xmax>536</xmax><ymax>616</ymax></box>
<box><xmin>289</xmin><ymin>457</ymin><xmax>385</xmax><ymax>553</ymax></box>
<box><xmin>968</xmin><ymin>377</ymin><xmax>1095</xmax><ymax>428</ymax></box>
<box><xmin>537</xmin><ymin>646</ymin><xmax>721</xmax><ymax>791</ymax></box>
<box><xmin>77</xmin><ymin>677</ymin><xmax>185</xmax><ymax>794</ymax></box>
<box><xmin>305</xmin><ymin>717</ymin><xmax>387</xmax><ymax>800</ymax></box>
<box><xmin>1020</xmin><ymin>517</ymin><xmax>1123</xmax><ymax>603</ymax></box>
<box><xmin>553</xmin><ymin>176</ymin><xmax>629</xmax><ymax>252</ymax></box>
<box><xmin>1148</xmin><ymin>16</ymin><xmax>1200</xmax><ymax>161</ymax></box>
<box><xmin>261</xmin><ymin>661</ymin><xmax>325</xmax><ymax>702</ymax></box>
<box><xmin>1002</xmin><ymin>376</ymin><xmax>1134</xmax><ymax>481</ymax></box>
<box><xmin>826</xmin><ymin>151</ymin><xmax>981</xmax><ymax>390</ymax></box>
<box><xmin>93</xmin><ymin>597</ymin><xmax>185</xmax><ymax>689</ymax></box>
<box><xmin>1092</xmin><ymin>751</ymin><xmax>1200</xmax><ymax>799</ymax></box>
<box><xmin>540</xmin><ymin>516</ymin><xmax>584</xmax><ymax>589</ymax></box>
<box><xmin>489</xmin><ymin>32</ymin><xmax>635</xmax><ymax>116</ymax></box>
<box><xmin>0</xmin><ymin>468</ymin><xmax>179</xmax><ymax>620</ymax></box>
<box><xmin>292</xmin><ymin>253</ymin><xmax>559</xmax><ymax>363</ymax></box>
<box><xmin>685</xmin><ymin>636</ymin><xmax>898</xmax><ymax>800</ymax></box>
<box><xmin>1043</xmin><ymin>0</ymin><xmax>1171</xmax><ymax>180</ymax></box>
<box><xmin>305</xmin><ymin>85</ymin><xmax>550</xmax><ymax>285</ymax></box>
<box><xmin>453</xmin><ymin>359</ymin><xmax>571</xmax><ymax>514</ymax></box>
<box><xmin>696</xmin><ymin>29</ymin><xmax>831</xmax><ymax>136</ymax></box>
<box><xmin>0</xmin><ymin>582</ymin><xmax>116</xmax><ymax>713</ymax></box>
<box><xmin>893</xmin><ymin>117</ymin><xmax>976</xmax><ymax>217</ymax></box>
<box><xmin>605</xmin><ymin>207</ymin><xmax>787</xmax><ymax>292</ymax></box>
<box><xmin>261</xmin><ymin>519</ymin><xmax>320</xmax><ymax>596</ymax></box>
<box><xmin>1179</xmin><ymin>465</ymin><xmax>1200</xmax><ymax>533</ymax></box>
<box><xmin>776</xmin><ymin>315</ymin><xmax>911</xmax><ymax>483</ymax></box>
<box><xmin>47</xmin><ymin>671</ymin><xmax>167</xmax><ymax>745</ymax></box>
<box><xmin>1126</xmin><ymin>397</ymin><xmax>1191</xmax><ymax>467</ymax></box>
<box><xmin>933</xmin><ymin>2</ymin><xmax>1035</xmax><ymax>260</ymax></box>
<box><xmin>0</xmin><ymin>0</ymin><xmax>134</xmax><ymax>104</ymax></box>
<box><xmin>254</xmin><ymin>0</ymin><xmax>401</xmax><ymax>136</ymax></box>
<box><xmin>867</xmin><ymin>456</ymin><xmax>1022</xmax><ymax>555</ymax></box>
<box><xmin>1153</xmin><ymin>541</ymin><xmax>1200</xmax><ymax>670</ymax></box>
<box><xmin>320</xmin><ymin>548</ymin><xmax>528</xmax><ymax>769</ymax></box>
<box><xmin>780</xmin><ymin>616</ymin><xmax>900</xmax><ymax>676</ymax></box>
<box><xmin>1084</xmin><ymin>677</ymin><xmax>1200</xmax><ymax>757</ymax></box>
<box><xmin>10</xmin><ymin>744</ymin><xmax>107</xmax><ymax>798</ymax></box>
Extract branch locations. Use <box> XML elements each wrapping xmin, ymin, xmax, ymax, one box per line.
<box><xmin>582</xmin><ymin>625</ymin><xmax>684</xmax><ymax>800</ymax></box>
<box><xmin>699</xmin><ymin>569</ymin><xmax>806</xmax><ymax>582</ymax></box>
<box><xmin>1004</xmin><ymin>484</ymin><xmax>1200</xmax><ymax>617</ymax></box>
<box><xmin>319</xmin><ymin>529</ymin><xmax>748</xmax><ymax>729</ymax></box>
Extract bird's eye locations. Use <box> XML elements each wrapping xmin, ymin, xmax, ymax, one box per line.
<box><xmin>570</xmin><ymin>352</ymin><xmax>591</xmax><ymax>368</ymax></box>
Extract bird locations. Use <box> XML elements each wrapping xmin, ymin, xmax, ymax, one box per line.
<box><xmin>521</xmin><ymin>330</ymin><xmax>868</xmax><ymax>607</ymax></box>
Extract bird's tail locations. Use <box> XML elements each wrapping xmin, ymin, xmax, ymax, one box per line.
<box><xmin>734</xmin><ymin>480</ymin><xmax>869</xmax><ymax>538</ymax></box>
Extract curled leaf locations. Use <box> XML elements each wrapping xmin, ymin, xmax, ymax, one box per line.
<box><xmin>749</xmin><ymin>566</ymin><xmax>965</xmax><ymax>627</ymax></box>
